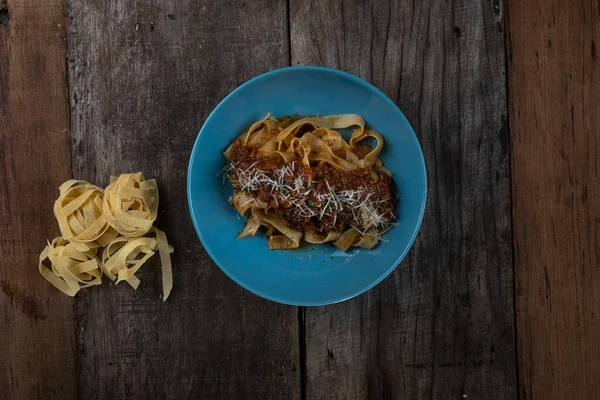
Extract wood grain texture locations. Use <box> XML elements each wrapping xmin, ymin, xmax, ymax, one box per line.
<box><xmin>290</xmin><ymin>0</ymin><xmax>516</xmax><ymax>398</ymax></box>
<box><xmin>508</xmin><ymin>1</ymin><xmax>600</xmax><ymax>398</ymax></box>
<box><xmin>67</xmin><ymin>1</ymin><xmax>298</xmax><ymax>398</ymax></box>
<box><xmin>0</xmin><ymin>0</ymin><xmax>76</xmax><ymax>399</ymax></box>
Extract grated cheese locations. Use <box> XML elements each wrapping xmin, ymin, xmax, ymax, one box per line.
<box><xmin>227</xmin><ymin>161</ymin><xmax>395</xmax><ymax>234</ymax></box>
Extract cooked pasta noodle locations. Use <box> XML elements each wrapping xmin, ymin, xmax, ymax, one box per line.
<box><xmin>223</xmin><ymin>114</ymin><xmax>397</xmax><ymax>250</ymax></box>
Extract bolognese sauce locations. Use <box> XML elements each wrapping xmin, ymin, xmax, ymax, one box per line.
<box><xmin>227</xmin><ymin>141</ymin><xmax>396</xmax><ymax>234</ymax></box>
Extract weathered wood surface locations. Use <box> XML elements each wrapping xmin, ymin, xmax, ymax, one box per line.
<box><xmin>0</xmin><ymin>0</ymin><xmax>77</xmax><ymax>399</ymax></box>
<box><xmin>508</xmin><ymin>0</ymin><xmax>600</xmax><ymax>398</ymax></box>
<box><xmin>5</xmin><ymin>0</ymin><xmax>600</xmax><ymax>398</ymax></box>
<box><xmin>290</xmin><ymin>0</ymin><xmax>516</xmax><ymax>398</ymax></box>
<box><xmin>67</xmin><ymin>1</ymin><xmax>299</xmax><ymax>398</ymax></box>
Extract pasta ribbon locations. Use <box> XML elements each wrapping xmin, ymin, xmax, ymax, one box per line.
<box><xmin>102</xmin><ymin>228</ymin><xmax>174</xmax><ymax>300</ymax></box>
<box><xmin>305</xmin><ymin>231</ymin><xmax>342</xmax><ymax>244</ymax></box>
<box><xmin>252</xmin><ymin>208</ymin><xmax>303</xmax><ymax>250</ymax></box>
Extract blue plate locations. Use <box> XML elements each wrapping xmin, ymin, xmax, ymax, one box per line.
<box><xmin>187</xmin><ymin>66</ymin><xmax>426</xmax><ymax>306</ymax></box>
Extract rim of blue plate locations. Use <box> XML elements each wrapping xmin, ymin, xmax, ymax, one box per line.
<box><xmin>187</xmin><ymin>65</ymin><xmax>427</xmax><ymax>306</ymax></box>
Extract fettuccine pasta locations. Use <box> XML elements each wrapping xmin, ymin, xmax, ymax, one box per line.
<box><xmin>39</xmin><ymin>173</ymin><xmax>173</xmax><ymax>300</ymax></box>
<box><xmin>53</xmin><ymin>180</ymin><xmax>117</xmax><ymax>252</ymax></box>
<box><xmin>39</xmin><ymin>237</ymin><xmax>103</xmax><ymax>297</ymax></box>
<box><xmin>223</xmin><ymin>114</ymin><xmax>397</xmax><ymax>250</ymax></box>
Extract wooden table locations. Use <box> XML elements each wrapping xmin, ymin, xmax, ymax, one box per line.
<box><xmin>1</xmin><ymin>0</ymin><xmax>598</xmax><ymax>399</ymax></box>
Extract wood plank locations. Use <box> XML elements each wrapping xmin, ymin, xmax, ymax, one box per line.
<box><xmin>290</xmin><ymin>0</ymin><xmax>516</xmax><ymax>398</ymax></box>
<box><xmin>0</xmin><ymin>0</ymin><xmax>77</xmax><ymax>399</ymax></box>
<box><xmin>507</xmin><ymin>1</ymin><xmax>600</xmax><ymax>398</ymax></box>
<box><xmin>67</xmin><ymin>1</ymin><xmax>299</xmax><ymax>398</ymax></box>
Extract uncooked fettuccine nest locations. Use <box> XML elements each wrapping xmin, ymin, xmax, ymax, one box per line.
<box><xmin>39</xmin><ymin>173</ymin><xmax>173</xmax><ymax>300</ymax></box>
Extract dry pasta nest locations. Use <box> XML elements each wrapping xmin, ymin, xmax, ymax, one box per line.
<box><xmin>39</xmin><ymin>237</ymin><xmax>102</xmax><ymax>297</ymax></box>
<box><xmin>40</xmin><ymin>173</ymin><xmax>173</xmax><ymax>300</ymax></box>
<box><xmin>53</xmin><ymin>180</ymin><xmax>117</xmax><ymax>252</ymax></box>
<box><xmin>103</xmin><ymin>173</ymin><xmax>158</xmax><ymax>237</ymax></box>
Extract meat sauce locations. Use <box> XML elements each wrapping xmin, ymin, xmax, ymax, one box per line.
<box><xmin>228</xmin><ymin>139</ymin><xmax>396</xmax><ymax>233</ymax></box>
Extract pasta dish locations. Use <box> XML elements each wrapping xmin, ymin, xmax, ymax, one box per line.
<box><xmin>223</xmin><ymin>114</ymin><xmax>396</xmax><ymax>251</ymax></box>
